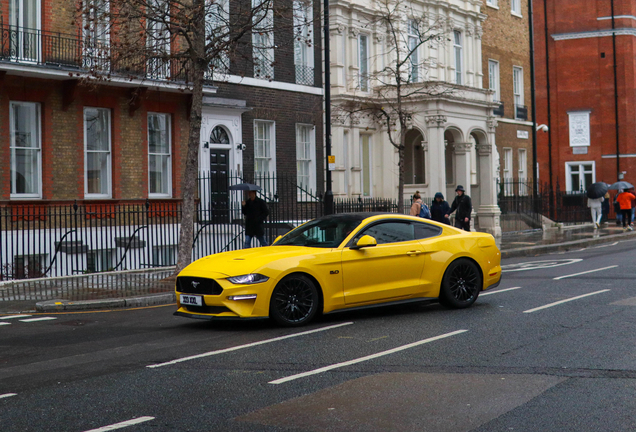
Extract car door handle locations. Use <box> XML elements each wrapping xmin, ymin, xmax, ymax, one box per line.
<box><xmin>406</xmin><ymin>250</ymin><xmax>423</xmax><ymax>256</ymax></box>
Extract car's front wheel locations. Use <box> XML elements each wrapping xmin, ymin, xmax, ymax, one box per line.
<box><xmin>269</xmin><ymin>274</ymin><xmax>319</xmax><ymax>326</ymax></box>
<box><xmin>439</xmin><ymin>258</ymin><xmax>482</xmax><ymax>309</ymax></box>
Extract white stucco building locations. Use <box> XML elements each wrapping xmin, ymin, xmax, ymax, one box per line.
<box><xmin>328</xmin><ymin>0</ymin><xmax>501</xmax><ymax>235</ymax></box>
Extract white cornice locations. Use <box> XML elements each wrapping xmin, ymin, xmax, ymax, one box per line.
<box><xmin>216</xmin><ymin>74</ymin><xmax>323</xmax><ymax>95</ymax></box>
<box><xmin>552</xmin><ymin>27</ymin><xmax>636</xmax><ymax>41</ymax></box>
<box><xmin>597</xmin><ymin>15</ymin><xmax>636</xmax><ymax>22</ymax></box>
<box><xmin>496</xmin><ymin>118</ymin><xmax>533</xmax><ymax>126</ymax></box>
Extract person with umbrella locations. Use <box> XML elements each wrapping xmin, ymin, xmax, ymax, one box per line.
<box><xmin>586</xmin><ymin>182</ymin><xmax>607</xmax><ymax>229</ymax></box>
<box><xmin>616</xmin><ymin>188</ymin><xmax>635</xmax><ymax>231</ymax></box>
<box><xmin>230</xmin><ymin>183</ymin><xmax>270</xmax><ymax>248</ymax></box>
<box><xmin>609</xmin><ymin>181</ymin><xmax>635</xmax><ymax>229</ymax></box>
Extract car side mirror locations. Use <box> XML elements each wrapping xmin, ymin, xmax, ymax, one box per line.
<box><xmin>350</xmin><ymin>235</ymin><xmax>377</xmax><ymax>250</ymax></box>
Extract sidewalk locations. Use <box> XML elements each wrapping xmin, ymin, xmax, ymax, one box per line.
<box><xmin>1</xmin><ymin>223</ymin><xmax>634</xmax><ymax>314</ymax></box>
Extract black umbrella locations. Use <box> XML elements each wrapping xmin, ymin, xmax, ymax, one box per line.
<box><xmin>228</xmin><ymin>183</ymin><xmax>262</xmax><ymax>191</ymax></box>
<box><xmin>586</xmin><ymin>182</ymin><xmax>608</xmax><ymax>199</ymax></box>
<box><xmin>608</xmin><ymin>181</ymin><xmax>634</xmax><ymax>191</ymax></box>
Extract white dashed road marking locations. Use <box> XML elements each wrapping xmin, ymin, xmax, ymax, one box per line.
<box><xmin>19</xmin><ymin>317</ymin><xmax>57</xmax><ymax>322</ymax></box>
<box><xmin>0</xmin><ymin>322</ymin><xmax>11</xmax><ymax>326</ymax></box>
<box><xmin>0</xmin><ymin>315</ymin><xmax>32</xmax><ymax>320</ymax></box>
<box><xmin>269</xmin><ymin>329</ymin><xmax>468</xmax><ymax>385</ymax></box>
<box><xmin>553</xmin><ymin>265</ymin><xmax>618</xmax><ymax>280</ymax></box>
<box><xmin>523</xmin><ymin>290</ymin><xmax>611</xmax><ymax>314</ymax></box>
<box><xmin>82</xmin><ymin>416</ymin><xmax>155</xmax><ymax>432</ymax></box>
<box><xmin>481</xmin><ymin>286</ymin><xmax>522</xmax><ymax>296</ymax></box>
<box><xmin>0</xmin><ymin>393</ymin><xmax>17</xmax><ymax>399</ymax></box>
<box><xmin>147</xmin><ymin>322</ymin><xmax>354</xmax><ymax>368</ymax></box>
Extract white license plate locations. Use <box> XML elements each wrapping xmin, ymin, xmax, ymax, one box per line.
<box><xmin>181</xmin><ymin>295</ymin><xmax>203</xmax><ymax>307</ymax></box>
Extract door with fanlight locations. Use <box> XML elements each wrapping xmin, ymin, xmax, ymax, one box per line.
<box><xmin>209</xmin><ymin>126</ymin><xmax>231</xmax><ymax>222</ymax></box>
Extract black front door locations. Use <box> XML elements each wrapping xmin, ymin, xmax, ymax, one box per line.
<box><xmin>210</xmin><ymin>148</ymin><xmax>230</xmax><ymax>222</ymax></box>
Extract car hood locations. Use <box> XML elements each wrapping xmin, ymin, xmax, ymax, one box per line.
<box><xmin>180</xmin><ymin>246</ymin><xmax>326</xmax><ymax>278</ymax></box>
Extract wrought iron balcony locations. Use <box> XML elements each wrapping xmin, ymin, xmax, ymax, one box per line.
<box><xmin>515</xmin><ymin>104</ymin><xmax>528</xmax><ymax>121</ymax></box>
<box><xmin>494</xmin><ymin>101</ymin><xmax>504</xmax><ymax>117</ymax></box>
<box><xmin>295</xmin><ymin>64</ymin><xmax>314</xmax><ymax>86</ymax></box>
<box><xmin>0</xmin><ymin>21</ymin><xmax>208</xmax><ymax>85</ymax></box>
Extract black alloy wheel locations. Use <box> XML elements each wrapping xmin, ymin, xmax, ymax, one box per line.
<box><xmin>439</xmin><ymin>258</ymin><xmax>482</xmax><ymax>309</ymax></box>
<box><xmin>269</xmin><ymin>274</ymin><xmax>319</xmax><ymax>326</ymax></box>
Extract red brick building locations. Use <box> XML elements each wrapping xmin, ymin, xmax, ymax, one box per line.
<box><xmin>534</xmin><ymin>0</ymin><xmax>636</xmax><ymax>192</ymax></box>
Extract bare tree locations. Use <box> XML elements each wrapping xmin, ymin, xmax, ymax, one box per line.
<box><xmin>76</xmin><ymin>0</ymin><xmax>310</xmax><ymax>273</ymax></box>
<box><xmin>334</xmin><ymin>0</ymin><xmax>454</xmax><ymax>210</ymax></box>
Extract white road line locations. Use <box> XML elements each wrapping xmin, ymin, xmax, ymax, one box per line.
<box><xmin>590</xmin><ymin>241</ymin><xmax>619</xmax><ymax>249</ymax></box>
<box><xmin>523</xmin><ymin>290</ymin><xmax>611</xmax><ymax>314</ymax></box>
<box><xmin>19</xmin><ymin>317</ymin><xmax>57</xmax><ymax>322</ymax></box>
<box><xmin>0</xmin><ymin>315</ymin><xmax>32</xmax><ymax>320</ymax></box>
<box><xmin>0</xmin><ymin>323</ymin><xmax>11</xmax><ymax>326</ymax></box>
<box><xmin>82</xmin><ymin>416</ymin><xmax>155</xmax><ymax>432</ymax></box>
<box><xmin>480</xmin><ymin>286</ymin><xmax>522</xmax><ymax>296</ymax></box>
<box><xmin>269</xmin><ymin>329</ymin><xmax>468</xmax><ymax>385</ymax></box>
<box><xmin>553</xmin><ymin>265</ymin><xmax>618</xmax><ymax>280</ymax></box>
<box><xmin>147</xmin><ymin>322</ymin><xmax>354</xmax><ymax>369</ymax></box>
<box><xmin>0</xmin><ymin>393</ymin><xmax>17</xmax><ymax>399</ymax></box>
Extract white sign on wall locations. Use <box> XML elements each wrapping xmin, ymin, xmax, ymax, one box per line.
<box><xmin>517</xmin><ymin>130</ymin><xmax>529</xmax><ymax>139</ymax></box>
<box><xmin>568</xmin><ymin>111</ymin><xmax>591</xmax><ymax>147</ymax></box>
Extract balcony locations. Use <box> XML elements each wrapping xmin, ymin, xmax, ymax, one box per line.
<box><xmin>0</xmin><ymin>22</ymin><xmax>209</xmax><ymax>86</ymax></box>
<box><xmin>493</xmin><ymin>101</ymin><xmax>504</xmax><ymax>117</ymax></box>
<box><xmin>295</xmin><ymin>64</ymin><xmax>314</xmax><ymax>86</ymax></box>
<box><xmin>515</xmin><ymin>104</ymin><xmax>528</xmax><ymax>121</ymax></box>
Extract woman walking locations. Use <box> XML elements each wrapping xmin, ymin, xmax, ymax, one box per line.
<box><xmin>616</xmin><ymin>189</ymin><xmax>635</xmax><ymax>231</ymax></box>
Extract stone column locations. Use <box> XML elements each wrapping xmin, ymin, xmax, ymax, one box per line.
<box><xmin>453</xmin><ymin>142</ymin><xmax>472</xmax><ymax>196</ymax></box>
<box><xmin>425</xmin><ymin>115</ymin><xmax>447</xmax><ymax>195</ymax></box>
<box><xmin>476</xmin><ymin>121</ymin><xmax>502</xmax><ymax>237</ymax></box>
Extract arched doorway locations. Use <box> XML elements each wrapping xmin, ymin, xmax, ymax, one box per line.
<box><xmin>404</xmin><ymin>129</ymin><xmax>425</xmax><ymax>185</ymax></box>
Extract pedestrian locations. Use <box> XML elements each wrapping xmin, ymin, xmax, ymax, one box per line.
<box><xmin>587</xmin><ymin>194</ymin><xmax>604</xmax><ymax>229</ymax></box>
<box><xmin>430</xmin><ymin>192</ymin><xmax>451</xmax><ymax>225</ymax></box>
<box><xmin>630</xmin><ymin>188</ymin><xmax>636</xmax><ymax>225</ymax></box>
<box><xmin>601</xmin><ymin>192</ymin><xmax>610</xmax><ymax>224</ymax></box>
<box><xmin>614</xmin><ymin>191</ymin><xmax>623</xmax><ymax>226</ymax></box>
<box><xmin>615</xmin><ymin>189</ymin><xmax>635</xmax><ymax>231</ymax></box>
<box><xmin>242</xmin><ymin>190</ymin><xmax>270</xmax><ymax>248</ymax></box>
<box><xmin>445</xmin><ymin>185</ymin><xmax>472</xmax><ymax>231</ymax></box>
<box><xmin>409</xmin><ymin>191</ymin><xmax>423</xmax><ymax>217</ymax></box>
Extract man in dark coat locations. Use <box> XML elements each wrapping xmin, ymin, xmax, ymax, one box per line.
<box><xmin>430</xmin><ymin>192</ymin><xmax>451</xmax><ymax>225</ymax></box>
<box><xmin>242</xmin><ymin>191</ymin><xmax>269</xmax><ymax>248</ymax></box>
<box><xmin>445</xmin><ymin>185</ymin><xmax>472</xmax><ymax>231</ymax></box>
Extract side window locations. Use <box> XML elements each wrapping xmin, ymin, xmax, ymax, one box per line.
<box><xmin>353</xmin><ymin>221</ymin><xmax>415</xmax><ymax>245</ymax></box>
<box><xmin>414</xmin><ymin>222</ymin><xmax>442</xmax><ymax>240</ymax></box>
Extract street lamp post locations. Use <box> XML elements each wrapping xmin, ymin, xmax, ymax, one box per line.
<box><xmin>323</xmin><ymin>0</ymin><xmax>333</xmax><ymax>215</ymax></box>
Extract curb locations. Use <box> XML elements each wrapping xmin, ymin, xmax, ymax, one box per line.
<box><xmin>35</xmin><ymin>293</ymin><xmax>176</xmax><ymax>312</ymax></box>
<box><xmin>501</xmin><ymin>230</ymin><xmax>636</xmax><ymax>259</ymax></box>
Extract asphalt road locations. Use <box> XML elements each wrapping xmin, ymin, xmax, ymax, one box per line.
<box><xmin>2</xmin><ymin>239</ymin><xmax>636</xmax><ymax>432</ymax></box>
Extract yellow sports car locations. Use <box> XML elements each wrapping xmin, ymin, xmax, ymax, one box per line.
<box><xmin>175</xmin><ymin>213</ymin><xmax>501</xmax><ymax>326</ymax></box>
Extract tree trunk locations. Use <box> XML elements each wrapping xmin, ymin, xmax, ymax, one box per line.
<box><xmin>397</xmin><ymin>131</ymin><xmax>405</xmax><ymax>212</ymax></box>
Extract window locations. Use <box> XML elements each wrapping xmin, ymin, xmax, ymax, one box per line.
<box><xmin>513</xmin><ymin>66</ymin><xmax>524</xmax><ymax>119</ymax></box>
<box><xmin>206</xmin><ymin>0</ymin><xmax>230</xmax><ymax>74</ymax></box>
<box><xmin>503</xmin><ymin>148</ymin><xmax>513</xmax><ymax>196</ymax></box>
<box><xmin>10</xmin><ymin>102</ymin><xmax>41</xmax><ymax>198</ymax></box>
<box><xmin>358</xmin><ymin>34</ymin><xmax>369</xmax><ymax>91</ymax></box>
<box><xmin>252</xmin><ymin>0</ymin><xmax>274</xmax><ymax>79</ymax></box>
<box><xmin>454</xmin><ymin>31</ymin><xmax>462</xmax><ymax>85</ymax></box>
<box><xmin>487</xmin><ymin>0</ymin><xmax>498</xmax><ymax>7</ymax></box>
<box><xmin>354</xmin><ymin>221</ymin><xmax>415</xmax><ymax>245</ymax></box>
<box><xmin>511</xmin><ymin>0</ymin><xmax>522</xmax><ymax>16</ymax></box>
<box><xmin>360</xmin><ymin>134</ymin><xmax>372</xmax><ymax>196</ymax></box>
<box><xmin>153</xmin><ymin>245</ymin><xmax>176</xmax><ymax>266</ymax></box>
<box><xmin>84</xmin><ymin>108</ymin><xmax>111</xmax><ymax>198</ymax></box>
<box><xmin>518</xmin><ymin>149</ymin><xmax>527</xmax><ymax>195</ymax></box>
<box><xmin>408</xmin><ymin>20</ymin><xmax>419</xmax><ymax>83</ymax></box>
<box><xmin>13</xmin><ymin>254</ymin><xmax>46</xmax><ymax>279</ymax></box>
<box><xmin>87</xmin><ymin>249</ymin><xmax>114</xmax><ymax>273</ymax></box>
<box><xmin>343</xmin><ymin>130</ymin><xmax>349</xmax><ymax>194</ymax></box>
<box><xmin>83</xmin><ymin>0</ymin><xmax>110</xmax><ymax>70</ymax></box>
<box><xmin>566</xmin><ymin>162</ymin><xmax>595</xmax><ymax>192</ymax></box>
<box><xmin>296</xmin><ymin>124</ymin><xmax>316</xmax><ymax>193</ymax></box>
<box><xmin>148</xmin><ymin>113</ymin><xmax>172</xmax><ymax>197</ymax></box>
<box><xmin>9</xmin><ymin>0</ymin><xmax>41</xmax><ymax>61</ymax></box>
<box><xmin>568</xmin><ymin>111</ymin><xmax>591</xmax><ymax>147</ymax></box>
<box><xmin>147</xmin><ymin>0</ymin><xmax>171</xmax><ymax>79</ymax></box>
<box><xmin>488</xmin><ymin>60</ymin><xmax>500</xmax><ymax>102</ymax></box>
<box><xmin>414</xmin><ymin>222</ymin><xmax>442</xmax><ymax>239</ymax></box>
<box><xmin>254</xmin><ymin>121</ymin><xmax>275</xmax><ymax>174</ymax></box>
<box><xmin>293</xmin><ymin>0</ymin><xmax>314</xmax><ymax>85</ymax></box>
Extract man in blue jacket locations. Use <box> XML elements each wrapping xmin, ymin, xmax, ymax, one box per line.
<box><xmin>430</xmin><ymin>192</ymin><xmax>451</xmax><ymax>225</ymax></box>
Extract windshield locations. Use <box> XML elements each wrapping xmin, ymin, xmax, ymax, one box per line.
<box><xmin>274</xmin><ymin>215</ymin><xmax>365</xmax><ymax>248</ymax></box>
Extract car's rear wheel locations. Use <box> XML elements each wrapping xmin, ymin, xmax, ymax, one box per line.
<box><xmin>439</xmin><ymin>258</ymin><xmax>482</xmax><ymax>309</ymax></box>
<box><xmin>269</xmin><ymin>274</ymin><xmax>319</xmax><ymax>326</ymax></box>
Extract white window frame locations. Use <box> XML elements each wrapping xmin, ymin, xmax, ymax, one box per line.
<box><xmin>10</xmin><ymin>101</ymin><xmax>42</xmax><ymax>199</ymax></box>
<box><xmin>148</xmin><ymin>113</ymin><xmax>172</xmax><ymax>198</ymax></box>
<box><xmin>358</xmin><ymin>34</ymin><xmax>369</xmax><ymax>92</ymax></box>
<box><xmin>9</xmin><ymin>0</ymin><xmax>42</xmax><ymax>61</ymax></box>
<box><xmin>568</xmin><ymin>111</ymin><xmax>591</xmax><ymax>147</ymax></box>
<box><xmin>360</xmin><ymin>134</ymin><xmax>372</xmax><ymax>197</ymax></box>
<box><xmin>295</xmin><ymin>124</ymin><xmax>316</xmax><ymax>196</ymax></box>
<box><xmin>453</xmin><ymin>31</ymin><xmax>463</xmax><ymax>85</ymax></box>
<box><xmin>488</xmin><ymin>60</ymin><xmax>500</xmax><ymax>102</ymax></box>
<box><xmin>407</xmin><ymin>19</ymin><xmax>419</xmax><ymax>83</ymax></box>
<box><xmin>254</xmin><ymin>120</ymin><xmax>276</xmax><ymax>174</ymax></box>
<box><xmin>293</xmin><ymin>0</ymin><xmax>314</xmax><ymax>85</ymax></box>
<box><xmin>513</xmin><ymin>66</ymin><xmax>524</xmax><ymax>119</ymax></box>
<box><xmin>82</xmin><ymin>0</ymin><xmax>110</xmax><ymax>70</ymax></box>
<box><xmin>84</xmin><ymin>107</ymin><xmax>112</xmax><ymax>199</ymax></box>
<box><xmin>511</xmin><ymin>0</ymin><xmax>522</xmax><ymax>17</ymax></box>
<box><xmin>503</xmin><ymin>147</ymin><xmax>513</xmax><ymax>196</ymax></box>
<box><xmin>252</xmin><ymin>0</ymin><xmax>274</xmax><ymax>80</ymax></box>
<box><xmin>566</xmin><ymin>161</ymin><xmax>595</xmax><ymax>192</ymax></box>
<box><xmin>518</xmin><ymin>148</ymin><xmax>527</xmax><ymax>195</ymax></box>
<box><xmin>486</xmin><ymin>0</ymin><xmax>498</xmax><ymax>8</ymax></box>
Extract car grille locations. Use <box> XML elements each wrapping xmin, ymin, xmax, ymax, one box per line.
<box><xmin>176</xmin><ymin>276</ymin><xmax>223</xmax><ymax>295</ymax></box>
<box><xmin>184</xmin><ymin>305</ymin><xmax>231</xmax><ymax>314</ymax></box>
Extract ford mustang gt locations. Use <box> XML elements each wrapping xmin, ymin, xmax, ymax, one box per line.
<box><xmin>175</xmin><ymin>213</ymin><xmax>501</xmax><ymax>326</ymax></box>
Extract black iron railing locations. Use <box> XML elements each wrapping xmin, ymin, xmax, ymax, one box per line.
<box><xmin>515</xmin><ymin>104</ymin><xmax>528</xmax><ymax>121</ymax></box>
<box><xmin>295</xmin><ymin>64</ymin><xmax>314</xmax><ymax>86</ymax></box>
<box><xmin>494</xmin><ymin>101</ymin><xmax>504</xmax><ymax>117</ymax></box>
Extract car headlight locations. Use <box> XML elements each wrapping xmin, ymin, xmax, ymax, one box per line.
<box><xmin>226</xmin><ymin>273</ymin><xmax>269</xmax><ymax>284</ymax></box>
